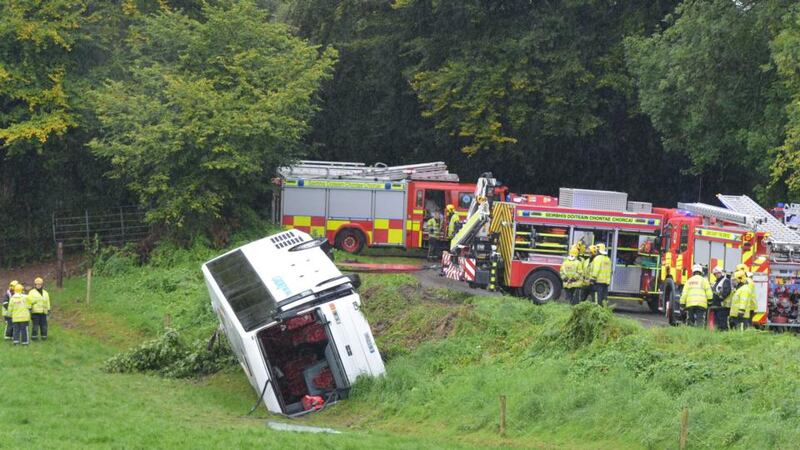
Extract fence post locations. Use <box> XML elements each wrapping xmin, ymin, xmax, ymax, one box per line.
<box><xmin>85</xmin><ymin>268</ymin><xmax>92</xmax><ymax>305</ymax></box>
<box><xmin>85</xmin><ymin>209</ymin><xmax>90</xmax><ymax>241</ymax></box>
<box><xmin>57</xmin><ymin>242</ymin><xmax>64</xmax><ymax>288</ymax></box>
<box><xmin>679</xmin><ymin>407</ymin><xmax>689</xmax><ymax>450</ymax></box>
<box><xmin>120</xmin><ymin>207</ymin><xmax>125</xmax><ymax>242</ymax></box>
<box><xmin>499</xmin><ymin>395</ymin><xmax>507</xmax><ymax>437</ymax></box>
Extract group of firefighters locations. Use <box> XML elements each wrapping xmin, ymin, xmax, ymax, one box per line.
<box><xmin>424</xmin><ymin>204</ymin><xmax>461</xmax><ymax>259</ymax></box>
<box><xmin>559</xmin><ymin>243</ymin><xmax>758</xmax><ymax>329</ymax></box>
<box><xmin>2</xmin><ymin>278</ymin><xmax>51</xmax><ymax>345</ymax></box>
<box><xmin>559</xmin><ymin>242</ymin><xmax>612</xmax><ymax>305</ymax></box>
<box><xmin>681</xmin><ymin>264</ymin><xmax>757</xmax><ymax>330</ymax></box>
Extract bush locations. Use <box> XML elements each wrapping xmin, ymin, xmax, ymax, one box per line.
<box><xmin>103</xmin><ymin>329</ymin><xmax>236</xmax><ymax>378</ymax></box>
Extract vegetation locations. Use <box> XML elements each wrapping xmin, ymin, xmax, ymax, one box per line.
<box><xmin>4</xmin><ymin>1</ymin><xmax>800</xmax><ymax>263</ymax></box>
<box><xmin>32</xmin><ymin>243</ymin><xmax>800</xmax><ymax>448</ymax></box>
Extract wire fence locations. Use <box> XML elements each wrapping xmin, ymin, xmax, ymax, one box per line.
<box><xmin>52</xmin><ymin>206</ymin><xmax>150</xmax><ymax>249</ymax></box>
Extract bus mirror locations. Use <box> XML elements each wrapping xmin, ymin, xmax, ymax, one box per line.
<box><xmin>347</xmin><ymin>274</ymin><xmax>362</xmax><ymax>290</ymax></box>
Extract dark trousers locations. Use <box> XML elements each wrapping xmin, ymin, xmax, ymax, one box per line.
<box><xmin>593</xmin><ymin>283</ymin><xmax>609</xmax><ymax>305</ymax></box>
<box><xmin>686</xmin><ymin>306</ymin><xmax>707</xmax><ymax>327</ymax></box>
<box><xmin>565</xmin><ymin>287</ymin><xmax>579</xmax><ymax>305</ymax></box>
<box><xmin>713</xmin><ymin>307</ymin><xmax>730</xmax><ymax>331</ymax></box>
<box><xmin>581</xmin><ymin>286</ymin><xmax>592</xmax><ymax>302</ymax></box>
<box><xmin>31</xmin><ymin>313</ymin><xmax>48</xmax><ymax>339</ymax></box>
<box><xmin>729</xmin><ymin>314</ymin><xmax>751</xmax><ymax>330</ymax></box>
<box><xmin>4</xmin><ymin>317</ymin><xmax>11</xmax><ymax>338</ymax></box>
<box><xmin>12</xmin><ymin>321</ymin><xmax>29</xmax><ymax>344</ymax></box>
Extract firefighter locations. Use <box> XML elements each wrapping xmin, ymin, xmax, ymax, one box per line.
<box><xmin>711</xmin><ymin>267</ymin><xmax>733</xmax><ymax>331</ymax></box>
<box><xmin>445</xmin><ymin>204</ymin><xmax>461</xmax><ymax>239</ymax></box>
<box><xmin>581</xmin><ymin>244</ymin><xmax>597</xmax><ymax>302</ymax></box>
<box><xmin>560</xmin><ymin>247</ymin><xmax>582</xmax><ymax>305</ymax></box>
<box><xmin>2</xmin><ymin>280</ymin><xmax>16</xmax><ymax>340</ymax></box>
<box><xmin>590</xmin><ymin>243</ymin><xmax>612</xmax><ymax>305</ymax></box>
<box><xmin>29</xmin><ymin>277</ymin><xmax>50</xmax><ymax>340</ymax></box>
<box><xmin>679</xmin><ymin>264</ymin><xmax>713</xmax><ymax>327</ymax></box>
<box><xmin>729</xmin><ymin>270</ymin><xmax>756</xmax><ymax>330</ymax></box>
<box><xmin>8</xmin><ymin>283</ymin><xmax>31</xmax><ymax>345</ymax></box>
<box><xmin>425</xmin><ymin>213</ymin><xmax>443</xmax><ymax>261</ymax></box>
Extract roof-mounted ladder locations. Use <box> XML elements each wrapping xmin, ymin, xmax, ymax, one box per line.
<box><xmin>677</xmin><ymin>202</ymin><xmax>761</xmax><ymax>229</ymax></box>
<box><xmin>277</xmin><ymin>160</ymin><xmax>460</xmax><ymax>182</ymax></box>
<box><xmin>717</xmin><ymin>194</ymin><xmax>800</xmax><ymax>246</ymax></box>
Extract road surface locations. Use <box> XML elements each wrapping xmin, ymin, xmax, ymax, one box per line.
<box><xmin>414</xmin><ymin>266</ymin><xmax>668</xmax><ymax>328</ymax></box>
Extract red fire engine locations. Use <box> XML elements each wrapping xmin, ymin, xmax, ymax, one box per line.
<box><xmin>444</xmin><ymin>182</ymin><xmax>799</xmax><ymax>327</ymax></box>
<box><xmin>273</xmin><ymin>161</ymin><xmax>483</xmax><ymax>253</ymax></box>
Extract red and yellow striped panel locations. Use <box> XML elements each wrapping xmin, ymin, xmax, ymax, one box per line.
<box><xmin>373</xmin><ymin>219</ymin><xmax>405</xmax><ymax>245</ymax></box>
<box><xmin>282</xmin><ymin>215</ymin><xmax>326</xmax><ymax>237</ymax></box>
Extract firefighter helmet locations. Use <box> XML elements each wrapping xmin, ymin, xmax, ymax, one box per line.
<box><xmin>734</xmin><ymin>270</ymin><xmax>746</xmax><ymax>282</ymax></box>
<box><xmin>597</xmin><ymin>243</ymin><xmax>607</xmax><ymax>255</ymax></box>
<box><xmin>568</xmin><ymin>247</ymin><xmax>579</xmax><ymax>258</ymax></box>
<box><xmin>589</xmin><ymin>245</ymin><xmax>598</xmax><ymax>255</ymax></box>
<box><xmin>9</xmin><ymin>280</ymin><xmax>17</xmax><ymax>289</ymax></box>
<box><xmin>692</xmin><ymin>264</ymin><xmax>703</xmax><ymax>274</ymax></box>
<box><xmin>13</xmin><ymin>284</ymin><xmax>23</xmax><ymax>294</ymax></box>
<box><xmin>34</xmin><ymin>277</ymin><xmax>43</xmax><ymax>285</ymax></box>
<box><xmin>736</xmin><ymin>263</ymin><xmax>748</xmax><ymax>272</ymax></box>
<box><xmin>446</xmin><ymin>204</ymin><xmax>455</xmax><ymax>213</ymax></box>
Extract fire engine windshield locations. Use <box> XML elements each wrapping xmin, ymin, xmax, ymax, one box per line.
<box><xmin>206</xmin><ymin>249</ymin><xmax>277</xmax><ymax>332</ymax></box>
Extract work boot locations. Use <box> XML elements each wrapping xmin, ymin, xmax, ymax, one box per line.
<box><xmin>12</xmin><ymin>341</ymin><xmax>18</xmax><ymax>345</ymax></box>
<box><xmin>3</xmin><ymin>336</ymin><xmax>10</xmax><ymax>340</ymax></box>
<box><xmin>42</xmin><ymin>336</ymin><xmax>47</xmax><ymax>340</ymax></box>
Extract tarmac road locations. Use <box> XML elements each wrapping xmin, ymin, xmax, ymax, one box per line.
<box><xmin>414</xmin><ymin>266</ymin><xmax>668</xmax><ymax>328</ymax></box>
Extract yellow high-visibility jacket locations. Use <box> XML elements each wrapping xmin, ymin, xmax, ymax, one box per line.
<box><xmin>580</xmin><ymin>257</ymin><xmax>592</xmax><ymax>287</ymax></box>
<box><xmin>8</xmin><ymin>293</ymin><xmax>31</xmax><ymax>323</ymax></box>
<box><xmin>28</xmin><ymin>288</ymin><xmax>50</xmax><ymax>314</ymax></box>
<box><xmin>447</xmin><ymin>212</ymin><xmax>461</xmax><ymax>238</ymax></box>
<box><xmin>560</xmin><ymin>258</ymin><xmax>582</xmax><ymax>288</ymax></box>
<box><xmin>590</xmin><ymin>255</ymin><xmax>612</xmax><ymax>284</ymax></box>
<box><xmin>730</xmin><ymin>282</ymin><xmax>756</xmax><ymax>318</ymax></box>
<box><xmin>680</xmin><ymin>275</ymin><xmax>713</xmax><ymax>309</ymax></box>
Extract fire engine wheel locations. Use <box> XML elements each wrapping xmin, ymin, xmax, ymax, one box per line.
<box><xmin>523</xmin><ymin>271</ymin><xmax>562</xmax><ymax>305</ymax></box>
<box><xmin>335</xmin><ymin>229</ymin><xmax>365</xmax><ymax>254</ymax></box>
<box><xmin>663</xmin><ymin>280</ymin><xmax>680</xmax><ymax>326</ymax></box>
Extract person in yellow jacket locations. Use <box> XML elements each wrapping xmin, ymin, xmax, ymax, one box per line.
<box><xmin>580</xmin><ymin>244</ymin><xmax>597</xmax><ymax>302</ymax></box>
<box><xmin>3</xmin><ymin>280</ymin><xmax>17</xmax><ymax>340</ymax></box>
<box><xmin>729</xmin><ymin>270</ymin><xmax>756</xmax><ymax>330</ymax></box>
<box><xmin>8</xmin><ymin>283</ymin><xmax>31</xmax><ymax>345</ymax></box>
<box><xmin>560</xmin><ymin>248</ymin><xmax>582</xmax><ymax>305</ymax></box>
<box><xmin>445</xmin><ymin>204</ymin><xmax>461</xmax><ymax>239</ymax></box>
<box><xmin>28</xmin><ymin>276</ymin><xmax>51</xmax><ymax>341</ymax></box>
<box><xmin>590</xmin><ymin>243</ymin><xmax>612</xmax><ymax>305</ymax></box>
<box><xmin>680</xmin><ymin>264</ymin><xmax>713</xmax><ymax>326</ymax></box>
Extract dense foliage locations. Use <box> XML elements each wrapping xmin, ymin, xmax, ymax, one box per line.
<box><xmin>3</xmin><ymin>0</ymin><xmax>800</xmax><ymax>262</ymax></box>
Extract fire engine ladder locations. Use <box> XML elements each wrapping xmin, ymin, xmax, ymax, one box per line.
<box><xmin>278</xmin><ymin>160</ymin><xmax>460</xmax><ymax>182</ymax></box>
<box><xmin>677</xmin><ymin>202</ymin><xmax>761</xmax><ymax>229</ymax></box>
<box><xmin>717</xmin><ymin>194</ymin><xmax>800</xmax><ymax>247</ymax></box>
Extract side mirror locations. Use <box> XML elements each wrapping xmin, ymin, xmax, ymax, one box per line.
<box><xmin>347</xmin><ymin>274</ymin><xmax>361</xmax><ymax>290</ymax></box>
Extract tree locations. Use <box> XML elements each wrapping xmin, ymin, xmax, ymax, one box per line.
<box><xmin>771</xmin><ymin>5</ymin><xmax>800</xmax><ymax>198</ymax></box>
<box><xmin>626</xmin><ymin>0</ymin><xmax>793</xmax><ymax>201</ymax></box>
<box><xmin>89</xmin><ymin>1</ymin><xmax>337</xmax><ymax>232</ymax></box>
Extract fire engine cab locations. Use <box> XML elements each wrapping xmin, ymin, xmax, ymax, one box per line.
<box><xmin>273</xmin><ymin>161</ymin><xmax>481</xmax><ymax>253</ymax></box>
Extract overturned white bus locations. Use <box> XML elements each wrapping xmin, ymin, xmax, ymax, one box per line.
<box><xmin>201</xmin><ymin>230</ymin><xmax>385</xmax><ymax>415</ymax></box>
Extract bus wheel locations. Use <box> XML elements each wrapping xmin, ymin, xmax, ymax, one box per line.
<box><xmin>523</xmin><ymin>271</ymin><xmax>561</xmax><ymax>305</ymax></box>
<box><xmin>335</xmin><ymin>229</ymin><xmax>365</xmax><ymax>254</ymax></box>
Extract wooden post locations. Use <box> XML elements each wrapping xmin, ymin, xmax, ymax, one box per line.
<box><xmin>499</xmin><ymin>395</ymin><xmax>507</xmax><ymax>437</ymax></box>
<box><xmin>56</xmin><ymin>242</ymin><xmax>64</xmax><ymax>288</ymax></box>
<box><xmin>679</xmin><ymin>407</ymin><xmax>689</xmax><ymax>450</ymax></box>
<box><xmin>164</xmin><ymin>314</ymin><xmax>172</xmax><ymax>329</ymax></box>
<box><xmin>85</xmin><ymin>268</ymin><xmax>92</xmax><ymax>304</ymax></box>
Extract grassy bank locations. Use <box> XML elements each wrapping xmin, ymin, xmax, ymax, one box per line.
<box><xmin>14</xmin><ymin>242</ymin><xmax>800</xmax><ymax>448</ymax></box>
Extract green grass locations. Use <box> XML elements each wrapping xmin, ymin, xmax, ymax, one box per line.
<box><xmin>16</xmin><ymin>242</ymin><xmax>800</xmax><ymax>449</ymax></box>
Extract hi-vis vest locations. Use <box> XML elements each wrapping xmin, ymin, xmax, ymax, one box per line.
<box><xmin>591</xmin><ymin>255</ymin><xmax>612</xmax><ymax>284</ymax></box>
<box><xmin>730</xmin><ymin>283</ymin><xmax>756</xmax><ymax>318</ymax></box>
<box><xmin>447</xmin><ymin>212</ymin><xmax>461</xmax><ymax>238</ymax></box>
<box><xmin>680</xmin><ymin>274</ymin><xmax>712</xmax><ymax>309</ymax></box>
<box><xmin>560</xmin><ymin>258</ymin><xmax>582</xmax><ymax>288</ymax></box>
<box><xmin>28</xmin><ymin>288</ymin><xmax>50</xmax><ymax>314</ymax></box>
<box><xmin>8</xmin><ymin>294</ymin><xmax>31</xmax><ymax>323</ymax></box>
